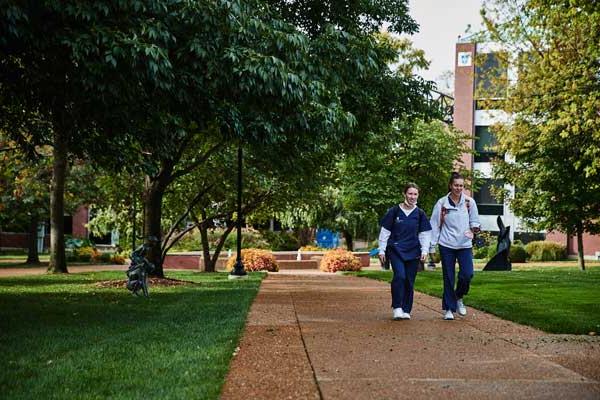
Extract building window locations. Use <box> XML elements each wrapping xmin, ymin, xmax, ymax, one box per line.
<box><xmin>474</xmin><ymin>126</ymin><xmax>499</xmax><ymax>162</ymax></box>
<box><xmin>63</xmin><ymin>216</ymin><xmax>73</xmax><ymax>235</ymax></box>
<box><xmin>474</xmin><ymin>179</ymin><xmax>504</xmax><ymax>215</ymax></box>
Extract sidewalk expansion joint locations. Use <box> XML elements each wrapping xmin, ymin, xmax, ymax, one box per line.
<box><xmin>290</xmin><ymin>289</ymin><xmax>324</xmax><ymax>400</ymax></box>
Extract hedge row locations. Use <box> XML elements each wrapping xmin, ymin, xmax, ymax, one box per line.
<box><xmin>473</xmin><ymin>240</ymin><xmax>566</xmax><ymax>262</ymax></box>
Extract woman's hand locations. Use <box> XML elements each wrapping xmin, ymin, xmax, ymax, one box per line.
<box><xmin>420</xmin><ymin>253</ymin><xmax>427</xmax><ymax>262</ymax></box>
<box><xmin>378</xmin><ymin>253</ymin><xmax>386</xmax><ymax>264</ymax></box>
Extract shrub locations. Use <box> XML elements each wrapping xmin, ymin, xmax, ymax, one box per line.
<box><xmin>261</xmin><ymin>230</ymin><xmax>300</xmax><ymax>251</ymax></box>
<box><xmin>111</xmin><ymin>253</ymin><xmax>127</xmax><ymax>264</ymax></box>
<box><xmin>487</xmin><ymin>244</ymin><xmax>498</xmax><ymax>259</ymax></box>
<box><xmin>74</xmin><ymin>246</ymin><xmax>99</xmax><ymax>262</ymax></box>
<box><xmin>223</xmin><ymin>229</ymin><xmax>270</xmax><ymax>250</ymax></box>
<box><xmin>473</xmin><ymin>246</ymin><xmax>489</xmax><ymax>260</ymax></box>
<box><xmin>525</xmin><ymin>241</ymin><xmax>567</xmax><ymax>261</ymax></box>
<box><xmin>509</xmin><ymin>244</ymin><xmax>528</xmax><ymax>263</ymax></box>
<box><xmin>319</xmin><ymin>249</ymin><xmax>361</xmax><ymax>273</ymax></box>
<box><xmin>299</xmin><ymin>245</ymin><xmax>327</xmax><ymax>251</ymax></box>
<box><xmin>225</xmin><ymin>248</ymin><xmax>278</xmax><ymax>272</ymax></box>
<box><xmin>169</xmin><ymin>231</ymin><xmax>201</xmax><ymax>252</ymax></box>
<box><xmin>65</xmin><ymin>236</ymin><xmax>93</xmax><ymax>250</ymax></box>
<box><xmin>93</xmin><ymin>252</ymin><xmax>113</xmax><ymax>263</ymax></box>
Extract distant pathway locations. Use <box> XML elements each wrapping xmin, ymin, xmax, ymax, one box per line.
<box><xmin>221</xmin><ymin>272</ymin><xmax>600</xmax><ymax>400</ymax></box>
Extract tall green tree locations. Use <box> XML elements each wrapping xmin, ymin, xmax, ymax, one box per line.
<box><xmin>308</xmin><ymin>120</ymin><xmax>470</xmax><ymax>250</ymax></box>
<box><xmin>1</xmin><ymin>1</ymin><xmax>182</xmax><ymax>272</ymax></box>
<box><xmin>482</xmin><ymin>0</ymin><xmax>600</xmax><ymax>270</ymax></box>
<box><xmin>130</xmin><ymin>0</ymin><xmax>433</xmax><ymax>275</ymax></box>
<box><xmin>0</xmin><ymin>143</ymin><xmax>50</xmax><ymax>264</ymax></box>
<box><xmin>129</xmin><ymin>0</ymin><xmax>356</xmax><ymax>276</ymax></box>
<box><xmin>0</xmin><ymin>136</ymin><xmax>106</xmax><ymax>263</ymax></box>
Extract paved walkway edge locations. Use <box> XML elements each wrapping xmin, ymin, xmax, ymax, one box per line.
<box><xmin>221</xmin><ymin>273</ymin><xmax>600</xmax><ymax>400</ymax></box>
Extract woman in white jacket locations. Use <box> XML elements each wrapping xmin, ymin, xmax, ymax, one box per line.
<box><xmin>429</xmin><ymin>172</ymin><xmax>480</xmax><ymax>320</ymax></box>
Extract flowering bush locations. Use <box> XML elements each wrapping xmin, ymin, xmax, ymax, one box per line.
<box><xmin>110</xmin><ymin>253</ymin><xmax>127</xmax><ymax>264</ymax></box>
<box><xmin>319</xmin><ymin>249</ymin><xmax>361</xmax><ymax>273</ymax></box>
<box><xmin>75</xmin><ymin>246</ymin><xmax>100</xmax><ymax>262</ymax></box>
<box><xmin>225</xmin><ymin>248</ymin><xmax>279</xmax><ymax>272</ymax></box>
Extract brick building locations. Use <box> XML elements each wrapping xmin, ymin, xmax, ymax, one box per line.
<box><xmin>0</xmin><ymin>206</ymin><xmax>91</xmax><ymax>251</ymax></box>
<box><xmin>453</xmin><ymin>37</ymin><xmax>600</xmax><ymax>259</ymax></box>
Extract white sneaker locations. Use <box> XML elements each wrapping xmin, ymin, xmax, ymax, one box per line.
<box><xmin>393</xmin><ymin>308</ymin><xmax>404</xmax><ymax>320</ymax></box>
<box><xmin>401</xmin><ymin>312</ymin><xmax>411</xmax><ymax>320</ymax></box>
<box><xmin>443</xmin><ymin>310</ymin><xmax>454</xmax><ymax>320</ymax></box>
<box><xmin>457</xmin><ymin>299</ymin><xmax>467</xmax><ymax>316</ymax></box>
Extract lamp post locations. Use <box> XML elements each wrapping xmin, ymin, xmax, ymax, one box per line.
<box><xmin>229</xmin><ymin>144</ymin><xmax>248</xmax><ymax>279</ymax></box>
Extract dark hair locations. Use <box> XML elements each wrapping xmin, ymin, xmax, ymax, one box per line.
<box><xmin>404</xmin><ymin>182</ymin><xmax>420</xmax><ymax>194</ymax></box>
<box><xmin>448</xmin><ymin>172</ymin><xmax>464</xmax><ymax>190</ymax></box>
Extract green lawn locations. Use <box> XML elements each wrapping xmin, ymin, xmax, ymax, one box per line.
<box><xmin>0</xmin><ymin>271</ymin><xmax>264</xmax><ymax>399</ymax></box>
<box><xmin>353</xmin><ymin>266</ymin><xmax>600</xmax><ymax>335</ymax></box>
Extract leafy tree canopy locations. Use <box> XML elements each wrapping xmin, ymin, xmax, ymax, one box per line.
<box><xmin>482</xmin><ymin>0</ymin><xmax>600</xmax><ymax>269</ymax></box>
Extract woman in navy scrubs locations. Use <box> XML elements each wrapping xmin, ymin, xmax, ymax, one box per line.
<box><xmin>378</xmin><ymin>183</ymin><xmax>432</xmax><ymax>320</ymax></box>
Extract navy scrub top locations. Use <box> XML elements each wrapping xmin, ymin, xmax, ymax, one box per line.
<box><xmin>380</xmin><ymin>205</ymin><xmax>432</xmax><ymax>261</ymax></box>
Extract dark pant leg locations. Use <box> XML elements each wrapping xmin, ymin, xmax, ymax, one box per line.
<box><xmin>402</xmin><ymin>259</ymin><xmax>419</xmax><ymax>313</ymax></box>
<box><xmin>382</xmin><ymin>247</ymin><xmax>391</xmax><ymax>270</ymax></box>
<box><xmin>439</xmin><ymin>245</ymin><xmax>458</xmax><ymax>312</ymax></box>
<box><xmin>455</xmin><ymin>247</ymin><xmax>474</xmax><ymax>299</ymax></box>
<box><xmin>389</xmin><ymin>252</ymin><xmax>406</xmax><ymax>309</ymax></box>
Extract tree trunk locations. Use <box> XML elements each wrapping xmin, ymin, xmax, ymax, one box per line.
<box><xmin>48</xmin><ymin>130</ymin><xmax>68</xmax><ymax>273</ymax></box>
<box><xmin>211</xmin><ymin>225</ymin><xmax>235</xmax><ymax>271</ymax></box>
<box><xmin>26</xmin><ymin>214</ymin><xmax>40</xmax><ymax>264</ymax></box>
<box><xmin>199</xmin><ymin>211</ymin><xmax>213</xmax><ymax>272</ymax></box>
<box><xmin>143</xmin><ymin>176</ymin><xmax>166</xmax><ymax>278</ymax></box>
<box><xmin>343</xmin><ymin>230</ymin><xmax>354</xmax><ymax>251</ymax></box>
<box><xmin>576</xmin><ymin>225</ymin><xmax>585</xmax><ymax>271</ymax></box>
<box><xmin>295</xmin><ymin>227</ymin><xmax>315</xmax><ymax>247</ymax></box>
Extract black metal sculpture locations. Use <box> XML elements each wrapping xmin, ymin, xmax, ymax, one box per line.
<box><xmin>483</xmin><ymin>216</ymin><xmax>512</xmax><ymax>271</ymax></box>
<box><xmin>126</xmin><ymin>236</ymin><xmax>158</xmax><ymax>296</ymax></box>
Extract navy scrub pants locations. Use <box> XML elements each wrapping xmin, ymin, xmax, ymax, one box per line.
<box><xmin>389</xmin><ymin>251</ymin><xmax>419</xmax><ymax>312</ymax></box>
<box><xmin>439</xmin><ymin>245</ymin><xmax>474</xmax><ymax>312</ymax></box>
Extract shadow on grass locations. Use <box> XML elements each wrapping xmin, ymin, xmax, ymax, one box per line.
<box><xmin>0</xmin><ymin>272</ymin><xmax>264</xmax><ymax>400</ymax></box>
<box><xmin>0</xmin><ymin>277</ymin><xmax>98</xmax><ymax>287</ymax></box>
<box><xmin>0</xmin><ymin>262</ymin><xmax>47</xmax><ymax>269</ymax></box>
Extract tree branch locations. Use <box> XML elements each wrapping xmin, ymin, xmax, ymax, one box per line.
<box><xmin>161</xmin><ymin>183</ymin><xmax>214</xmax><ymax>253</ymax></box>
<box><xmin>169</xmin><ymin>141</ymin><xmax>224</xmax><ymax>183</ymax></box>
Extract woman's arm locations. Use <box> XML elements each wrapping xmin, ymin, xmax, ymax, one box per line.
<box><xmin>468</xmin><ymin>198</ymin><xmax>481</xmax><ymax>232</ymax></box>
<box><xmin>429</xmin><ymin>200</ymin><xmax>442</xmax><ymax>252</ymax></box>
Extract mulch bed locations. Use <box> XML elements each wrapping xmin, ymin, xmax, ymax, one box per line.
<box><xmin>95</xmin><ymin>277</ymin><xmax>194</xmax><ymax>289</ymax></box>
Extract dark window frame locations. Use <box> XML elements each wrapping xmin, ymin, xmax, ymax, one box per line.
<box><xmin>474</xmin><ymin>178</ymin><xmax>504</xmax><ymax>216</ymax></box>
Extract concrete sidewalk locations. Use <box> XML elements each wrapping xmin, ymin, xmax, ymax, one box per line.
<box><xmin>221</xmin><ymin>272</ymin><xmax>600</xmax><ymax>400</ymax></box>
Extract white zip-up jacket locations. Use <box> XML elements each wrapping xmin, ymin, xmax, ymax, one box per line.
<box><xmin>429</xmin><ymin>193</ymin><xmax>481</xmax><ymax>251</ymax></box>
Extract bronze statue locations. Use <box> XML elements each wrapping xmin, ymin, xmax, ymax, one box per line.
<box><xmin>483</xmin><ymin>216</ymin><xmax>512</xmax><ymax>271</ymax></box>
<box><xmin>126</xmin><ymin>236</ymin><xmax>159</xmax><ymax>296</ymax></box>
